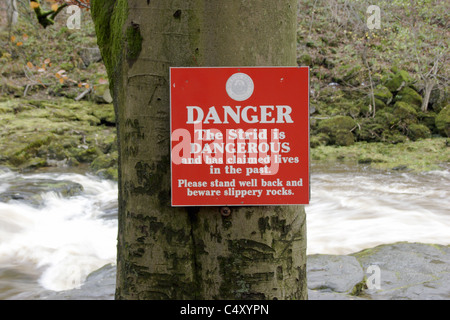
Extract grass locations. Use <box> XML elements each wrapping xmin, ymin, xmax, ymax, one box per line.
<box><xmin>311</xmin><ymin>137</ymin><xmax>449</xmax><ymax>172</ymax></box>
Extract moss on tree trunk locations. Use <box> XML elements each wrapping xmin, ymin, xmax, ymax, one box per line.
<box><xmin>91</xmin><ymin>0</ymin><xmax>307</xmax><ymax>300</ymax></box>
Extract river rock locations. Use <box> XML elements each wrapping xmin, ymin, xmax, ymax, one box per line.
<box><xmin>0</xmin><ymin>178</ymin><xmax>84</xmax><ymax>207</ymax></box>
<box><xmin>352</xmin><ymin>242</ymin><xmax>450</xmax><ymax>300</ymax></box>
<box><xmin>26</xmin><ymin>242</ymin><xmax>450</xmax><ymax>300</ymax></box>
<box><xmin>309</xmin><ymin>242</ymin><xmax>450</xmax><ymax>300</ymax></box>
<box><xmin>307</xmin><ymin>254</ymin><xmax>365</xmax><ymax>294</ymax></box>
<box><xmin>78</xmin><ymin>47</ymin><xmax>102</xmax><ymax>68</ymax></box>
<box><xmin>34</xmin><ymin>264</ymin><xmax>116</xmax><ymax>300</ymax></box>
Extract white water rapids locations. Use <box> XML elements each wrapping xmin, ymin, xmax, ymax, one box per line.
<box><xmin>0</xmin><ymin>163</ymin><xmax>449</xmax><ymax>299</ymax></box>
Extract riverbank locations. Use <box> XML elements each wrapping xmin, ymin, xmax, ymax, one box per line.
<box><xmin>312</xmin><ymin>137</ymin><xmax>449</xmax><ymax>172</ymax></box>
<box><xmin>1</xmin><ymin>98</ymin><xmax>448</xmax><ymax>178</ymax></box>
<box><xmin>0</xmin><ymin>98</ymin><xmax>117</xmax><ymax>179</ymax></box>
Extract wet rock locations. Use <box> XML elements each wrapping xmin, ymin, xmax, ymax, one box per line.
<box><xmin>307</xmin><ymin>255</ymin><xmax>365</xmax><ymax>294</ymax></box>
<box><xmin>38</xmin><ymin>264</ymin><xmax>116</xmax><ymax>300</ymax></box>
<box><xmin>0</xmin><ymin>178</ymin><xmax>84</xmax><ymax>207</ymax></box>
<box><xmin>352</xmin><ymin>243</ymin><xmax>450</xmax><ymax>300</ymax></box>
<box><xmin>310</xmin><ymin>242</ymin><xmax>450</xmax><ymax>300</ymax></box>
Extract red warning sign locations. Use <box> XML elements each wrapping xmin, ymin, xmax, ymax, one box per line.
<box><xmin>170</xmin><ymin>67</ymin><xmax>309</xmax><ymax>206</ymax></box>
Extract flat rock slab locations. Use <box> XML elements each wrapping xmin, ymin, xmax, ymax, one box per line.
<box><xmin>352</xmin><ymin>242</ymin><xmax>450</xmax><ymax>300</ymax></box>
<box><xmin>310</xmin><ymin>242</ymin><xmax>450</xmax><ymax>300</ymax></box>
<box><xmin>307</xmin><ymin>254</ymin><xmax>364</xmax><ymax>294</ymax></box>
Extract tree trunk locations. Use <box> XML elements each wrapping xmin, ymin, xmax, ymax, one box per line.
<box><xmin>91</xmin><ymin>0</ymin><xmax>307</xmax><ymax>300</ymax></box>
<box><xmin>3</xmin><ymin>0</ymin><xmax>18</xmax><ymax>30</ymax></box>
<box><xmin>421</xmin><ymin>79</ymin><xmax>435</xmax><ymax>112</ymax></box>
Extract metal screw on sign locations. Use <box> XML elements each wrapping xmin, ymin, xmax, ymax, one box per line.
<box><xmin>220</xmin><ymin>207</ymin><xmax>231</xmax><ymax>217</ymax></box>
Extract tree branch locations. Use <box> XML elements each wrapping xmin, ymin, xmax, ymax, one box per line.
<box><xmin>30</xmin><ymin>0</ymin><xmax>68</xmax><ymax>28</ymax></box>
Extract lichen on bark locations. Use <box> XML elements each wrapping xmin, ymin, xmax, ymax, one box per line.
<box><xmin>91</xmin><ymin>0</ymin><xmax>129</xmax><ymax>87</ymax></box>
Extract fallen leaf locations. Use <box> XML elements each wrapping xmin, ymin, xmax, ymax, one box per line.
<box><xmin>30</xmin><ymin>2</ymin><xmax>40</xmax><ymax>9</ymax></box>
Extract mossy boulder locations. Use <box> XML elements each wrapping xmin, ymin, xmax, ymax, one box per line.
<box><xmin>317</xmin><ymin>116</ymin><xmax>356</xmax><ymax>146</ymax></box>
<box><xmin>418</xmin><ymin>111</ymin><xmax>437</xmax><ymax>134</ymax></box>
<box><xmin>385</xmin><ymin>70</ymin><xmax>412</xmax><ymax>92</ymax></box>
<box><xmin>373</xmin><ymin>85</ymin><xmax>393</xmax><ymax>104</ymax></box>
<box><xmin>435</xmin><ymin>105</ymin><xmax>450</xmax><ymax>137</ymax></box>
<box><xmin>90</xmin><ymin>152</ymin><xmax>117</xmax><ymax>172</ymax></box>
<box><xmin>394</xmin><ymin>86</ymin><xmax>423</xmax><ymax>110</ymax></box>
<box><xmin>335</xmin><ymin>130</ymin><xmax>355</xmax><ymax>146</ymax></box>
<box><xmin>407</xmin><ymin>124</ymin><xmax>431</xmax><ymax>141</ymax></box>
<box><xmin>356</xmin><ymin>117</ymin><xmax>388</xmax><ymax>143</ymax></box>
<box><xmin>310</xmin><ymin>133</ymin><xmax>330</xmax><ymax>148</ymax></box>
<box><xmin>393</xmin><ymin>101</ymin><xmax>418</xmax><ymax>122</ymax></box>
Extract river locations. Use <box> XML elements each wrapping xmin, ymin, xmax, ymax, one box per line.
<box><xmin>0</xmin><ymin>163</ymin><xmax>449</xmax><ymax>299</ymax></box>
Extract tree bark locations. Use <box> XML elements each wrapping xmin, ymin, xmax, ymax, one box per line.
<box><xmin>91</xmin><ymin>0</ymin><xmax>307</xmax><ymax>300</ymax></box>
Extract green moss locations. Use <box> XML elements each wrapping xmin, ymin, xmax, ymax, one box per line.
<box><xmin>393</xmin><ymin>101</ymin><xmax>418</xmax><ymax>121</ymax></box>
<box><xmin>385</xmin><ymin>70</ymin><xmax>412</xmax><ymax>92</ymax></box>
<box><xmin>335</xmin><ymin>130</ymin><xmax>354</xmax><ymax>146</ymax></box>
<box><xmin>298</xmin><ymin>54</ymin><xmax>312</xmax><ymax>66</ymax></box>
<box><xmin>126</xmin><ymin>25</ymin><xmax>143</xmax><ymax>62</ymax></box>
<box><xmin>318</xmin><ymin>116</ymin><xmax>356</xmax><ymax>133</ymax></box>
<box><xmin>408</xmin><ymin>124</ymin><xmax>431</xmax><ymax>141</ymax></box>
<box><xmin>311</xmin><ymin>138</ymin><xmax>449</xmax><ymax>172</ymax></box>
<box><xmin>435</xmin><ymin>105</ymin><xmax>450</xmax><ymax>137</ymax></box>
<box><xmin>374</xmin><ymin>85</ymin><xmax>393</xmax><ymax>104</ymax></box>
<box><xmin>317</xmin><ymin>115</ymin><xmax>356</xmax><ymax>146</ymax></box>
<box><xmin>90</xmin><ymin>153</ymin><xmax>116</xmax><ymax>171</ymax></box>
<box><xmin>0</xmin><ymin>98</ymin><xmax>117</xmax><ymax>171</ymax></box>
<box><xmin>91</xmin><ymin>0</ymin><xmax>129</xmax><ymax>87</ymax></box>
<box><xmin>419</xmin><ymin>111</ymin><xmax>437</xmax><ymax>133</ymax></box>
<box><xmin>395</xmin><ymin>87</ymin><xmax>423</xmax><ymax>109</ymax></box>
